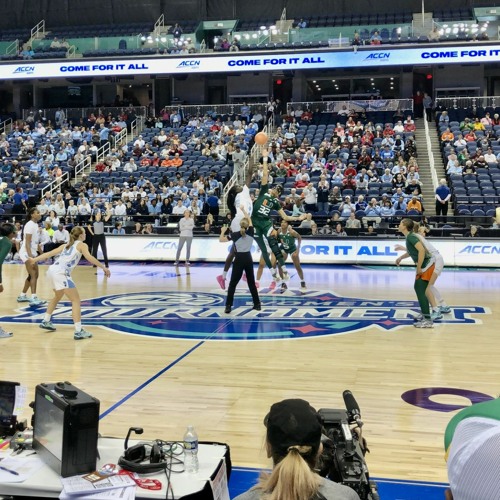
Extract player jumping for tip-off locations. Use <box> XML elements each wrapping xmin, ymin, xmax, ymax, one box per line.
<box><xmin>251</xmin><ymin>148</ymin><xmax>306</xmax><ymax>283</ymax></box>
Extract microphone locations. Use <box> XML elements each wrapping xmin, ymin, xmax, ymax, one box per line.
<box><xmin>124</xmin><ymin>427</ymin><xmax>144</xmax><ymax>450</ymax></box>
<box><xmin>343</xmin><ymin>390</ymin><xmax>363</xmax><ymax>427</ymax></box>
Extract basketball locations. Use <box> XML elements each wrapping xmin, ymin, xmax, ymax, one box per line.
<box><xmin>254</xmin><ymin>132</ymin><xmax>268</xmax><ymax>145</ymax></box>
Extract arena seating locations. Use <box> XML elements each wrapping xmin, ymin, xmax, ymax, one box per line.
<box><xmin>437</xmin><ymin>109</ymin><xmax>500</xmax><ymax>222</ymax></box>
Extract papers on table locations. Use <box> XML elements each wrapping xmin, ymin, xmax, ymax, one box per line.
<box><xmin>0</xmin><ymin>456</ymin><xmax>45</xmax><ymax>483</ymax></box>
<box><xmin>60</xmin><ymin>474</ymin><xmax>136</xmax><ymax>499</ymax></box>
<box><xmin>59</xmin><ymin>485</ymin><xmax>136</xmax><ymax>499</ymax></box>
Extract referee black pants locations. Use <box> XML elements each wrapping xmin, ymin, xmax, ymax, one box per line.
<box><xmin>226</xmin><ymin>252</ymin><xmax>260</xmax><ymax>308</ymax></box>
<box><xmin>92</xmin><ymin>234</ymin><xmax>109</xmax><ymax>266</ymax></box>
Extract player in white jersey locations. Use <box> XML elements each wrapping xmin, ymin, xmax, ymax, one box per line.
<box><xmin>414</xmin><ymin>223</ymin><xmax>451</xmax><ymax>320</ymax></box>
<box><xmin>395</xmin><ymin>222</ymin><xmax>450</xmax><ymax>321</ymax></box>
<box><xmin>217</xmin><ymin>183</ymin><xmax>254</xmax><ymax>289</ymax></box>
<box><xmin>28</xmin><ymin>226</ymin><xmax>110</xmax><ymax>340</ymax></box>
<box><xmin>17</xmin><ymin>208</ymin><xmax>46</xmax><ymax>307</ymax></box>
<box><xmin>230</xmin><ymin>185</ymin><xmax>253</xmax><ymax>232</ymax></box>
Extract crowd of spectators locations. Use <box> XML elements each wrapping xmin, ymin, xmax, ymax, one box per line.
<box><xmin>437</xmin><ymin>107</ymin><xmax>500</xmax><ymax>227</ymax></box>
<box><xmin>1</xmin><ymin>102</ymin><xmax>427</xmax><ymax>239</ymax></box>
<box><xmin>248</xmin><ymin>107</ymin><xmax>424</xmax><ymax>235</ymax></box>
<box><xmin>5</xmin><ymin>99</ymin><xmax>499</xmax><ymax>241</ymax></box>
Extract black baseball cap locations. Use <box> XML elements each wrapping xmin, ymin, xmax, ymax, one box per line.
<box><xmin>264</xmin><ymin>399</ymin><xmax>321</xmax><ymax>456</ymax></box>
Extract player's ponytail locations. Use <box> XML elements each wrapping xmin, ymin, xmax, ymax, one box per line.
<box><xmin>67</xmin><ymin>226</ymin><xmax>84</xmax><ymax>249</ymax></box>
<box><xmin>240</xmin><ymin>218</ymin><xmax>249</xmax><ymax>237</ymax></box>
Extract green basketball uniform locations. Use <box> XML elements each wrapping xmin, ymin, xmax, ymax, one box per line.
<box><xmin>251</xmin><ymin>184</ymin><xmax>282</xmax><ymax>235</ymax></box>
<box><xmin>278</xmin><ymin>230</ymin><xmax>297</xmax><ymax>254</ymax></box>
<box><xmin>405</xmin><ymin>232</ymin><xmax>432</xmax><ymax>270</ymax></box>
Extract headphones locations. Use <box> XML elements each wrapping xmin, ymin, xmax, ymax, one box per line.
<box><xmin>118</xmin><ymin>427</ymin><xmax>170</xmax><ymax>474</ymax></box>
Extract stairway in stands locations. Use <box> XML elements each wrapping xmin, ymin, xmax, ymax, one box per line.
<box><xmin>413</xmin><ymin>118</ymin><xmax>445</xmax><ymax>216</ymax></box>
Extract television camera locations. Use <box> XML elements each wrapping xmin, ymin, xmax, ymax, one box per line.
<box><xmin>318</xmin><ymin>390</ymin><xmax>380</xmax><ymax>500</ymax></box>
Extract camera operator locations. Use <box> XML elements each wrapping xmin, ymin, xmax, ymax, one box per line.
<box><xmin>234</xmin><ymin>399</ymin><xmax>360</xmax><ymax>500</ymax></box>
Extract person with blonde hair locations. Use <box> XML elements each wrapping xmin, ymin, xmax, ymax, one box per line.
<box><xmin>28</xmin><ymin>226</ymin><xmax>110</xmax><ymax>339</ymax></box>
<box><xmin>219</xmin><ymin>207</ymin><xmax>260</xmax><ymax>314</ymax></box>
<box><xmin>234</xmin><ymin>398</ymin><xmax>360</xmax><ymax>500</ymax></box>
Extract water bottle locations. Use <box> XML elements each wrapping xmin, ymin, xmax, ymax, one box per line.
<box><xmin>183</xmin><ymin>425</ymin><xmax>199</xmax><ymax>473</ymax></box>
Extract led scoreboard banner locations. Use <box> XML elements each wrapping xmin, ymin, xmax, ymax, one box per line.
<box><xmin>3</xmin><ymin>43</ymin><xmax>500</xmax><ymax>80</ymax></box>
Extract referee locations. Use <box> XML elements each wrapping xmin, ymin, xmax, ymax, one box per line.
<box><xmin>87</xmin><ymin>209</ymin><xmax>111</xmax><ymax>272</ymax></box>
<box><xmin>219</xmin><ymin>207</ymin><xmax>261</xmax><ymax>314</ymax></box>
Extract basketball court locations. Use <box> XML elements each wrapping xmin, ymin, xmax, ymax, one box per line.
<box><xmin>1</xmin><ymin>260</ymin><xmax>498</xmax><ymax>493</ymax></box>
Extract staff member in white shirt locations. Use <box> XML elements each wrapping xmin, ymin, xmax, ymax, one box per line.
<box><xmin>53</xmin><ymin>224</ymin><xmax>70</xmax><ymax>245</ymax></box>
<box><xmin>174</xmin><ymin>210</ymin><xmax>195</xmax><ymax>266</ymax></box>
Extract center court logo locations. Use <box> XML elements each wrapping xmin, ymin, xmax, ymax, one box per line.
<box><xmin>1</xmin><ymin>291</ymin><xmax>488</xmax><ymax>341</ymax></box>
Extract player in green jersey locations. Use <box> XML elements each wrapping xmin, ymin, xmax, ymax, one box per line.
<box><xmin>251</xmin><ymin>148</ymin><xmax>305</xmax><ymax>283</ymax></box>
<box><xmin>0</xmin><ymin>223</ymin><xmax>16</xmax><ymax>338</ymax></box>
<box><xmin>396</xmin><ymin>218</ymin><xmax>436</xmax><ymax>328</ymax></box>
<box><xmin>273</xmin><ymin>219</ymin><xmax>307</xmax><ymax>293</ymax></box>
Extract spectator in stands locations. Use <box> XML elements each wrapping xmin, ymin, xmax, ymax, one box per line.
<box><xmin>112</xmin><ymin>222</ymin><xmax>125</xmax><ymax>235</ymax></box>
<box><xmin>484</xmin><ymin>147</ymin><xmax>498</xmax><ymax>165</ymax></box>
<box><xmin>473</xmin><ymin>155</ymin><xmax>488</xmax><ymax>170</ymax></box>
<box><xmin>439</xmin><ymin>110</ymin><xmax>450</xmax><ymax>124</ymax></box>
<box><xmin>299</xmin><ymin>213</ymin><xmax>315</xmax><ymax>230</ymax></box>
<box><xmin>459</xmin><ymin>117</ymin><xmax>473</xmax><ymax>131</ymax></box>
<box><xmin>406</xmin><ymin>195</ymin><xmax>423</xmax><ymax>213</ymax></box>
<box><xmin>380</xmin><ymin>145</ymin><xmax>395</xmax><ymax>162</ymax></box>
<box><xmin>441</xmin><ymin>127</ymin><xmax>454</xmax><ymax>144</ymax></box>
<box><xmin>481</xmin><ymin>112</ymin><xmax>493</xmax><ymax>127</ymax></box>
<box><xmin>473</xmin><ymin>117</ymin><xmax>485</xmax><ymax>132</ymax></box>
<box><xmin>332</xmin><ymin>223</ymin><xmax>347</xmax><ymax>237</ymax></box>
<box><xmin>316</xmin><ymin>177</ymin><xmax>330</xmax><ymax>213</ymax></box>
<box><xmin>464</xmin><ymin>130</ymin><xmax>477</xmax><ymax>142</ymax></box>
<box><xmin>423</xmin><ymin>93</ymin><xmax>433</xmax><ymax>121</ymax></box>
<box><xmin>427</xmin><ymin>26</ymin><xmax>440</xmax><ymax>42</ymax></box>
<box><xmin>380</xmin><ymin>199</ymin><xmax>395</xmax><ymax>218</ymax></box>
<box><xmin>172</xmin><ymin>23</ymin><xmax>183</xmax><ymax>42</ymax></box>
<box><xmin>393</xmin><ymin>195</ymin><xmax>407</xmax><ymax>212</ymax></box>
<box><xmin>370</xmin><ymin>30</ymin><xmax>381</xmax><ymax>45</ymax></box>
<box><xmin>352</xmin><ymin>32</ymin><xmax>362</xmax><ymax>50</ymax></box>
<box><xmin>302</xmin><ymin>182</ymin><xmax>318</xmax><ymax>212</ymax></box>
<box><xmin>50</xmin><ymin>37</ymin><xmax>61</xmax><ymax>49</ymax></box>
<box><xmin>21</xmin><ymin>45</ymin><xmax>34</xmax><ymax>59</ymax></box>
<box><xmin>465</xmin><ymin>225</ymin><xmax>480</xmax><ymax>238</ymax></box>
<box><xmin>346</xmin><ymin>211</ymin><xmax>361</xmax><ymax>229</ymax></box>
<box><xmin>404</xmin><ymin>115</ymin><xmax>416</xmax><ymax>132</ymax></box>
<box><xmin>463</xmin><ymin>160</ymin><xmax>476</xmax><ymax>176</ymax></box>
<box><xmin>339</xmin><ymin>196</ymin><xmax>356</xmax><ymax>219</ymax></box>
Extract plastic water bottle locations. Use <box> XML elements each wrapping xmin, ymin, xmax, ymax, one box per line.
<box><xmin>183</xmin><ymin>425</ymin><xmax>199</xmax><ymax>473</ymax></box>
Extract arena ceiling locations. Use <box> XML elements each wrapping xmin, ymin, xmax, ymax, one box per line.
<box><xmin>1</xmin><ymin>0</ymin><xmax>494</xmax><ymax>30</ymax></box>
